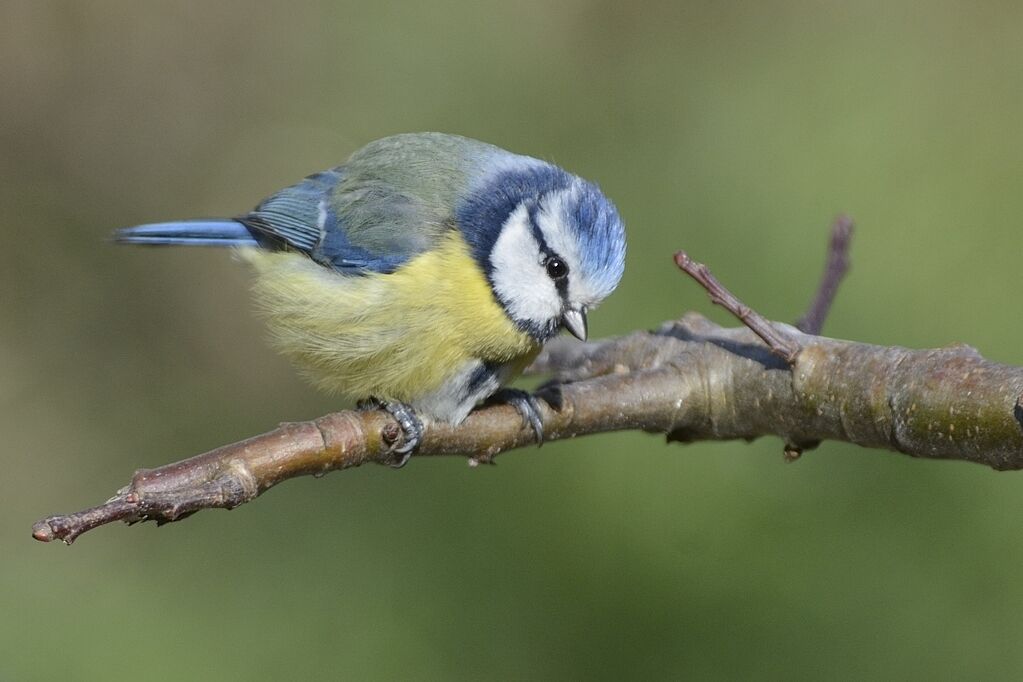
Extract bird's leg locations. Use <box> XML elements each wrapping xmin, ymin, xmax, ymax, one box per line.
<box><xmin>488</xmin><ymin>388</ymin><xmax>545</xmax><ymax>446</ymax></box>
<box><xmin>357</xmin><ymin>398</ymin><xmax>424</xmax><ymax>467</ymax></box>
<box><xmin>382</xmin><ymin>401</ymin><xmax>424</xmax><ymax>468</ymax></box>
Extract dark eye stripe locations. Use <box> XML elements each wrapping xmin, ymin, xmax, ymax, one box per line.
<box><xmin>552</xmin><ymin>272</ymin><xmax>569</xmax><ymax>298</ymax></box>
<box><xmin>527</xmin><ymin>205</ymin><xmax>571</xmax><ymax>300</ymax></box>
<box><xmin>526</xmin><ymin>202</ymin><xmax>551</xmax><ymax>255</ymax></box>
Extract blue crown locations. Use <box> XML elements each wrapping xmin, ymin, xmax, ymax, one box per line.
<box><xmin>456</xmin><ymin>161</ymin><xmax>626</xmax><ymax>296</ymax></box>
<box><xmin>565</xmin><ymin>179</ymin><xmax>626</xmax><ymax>300</ymax></box>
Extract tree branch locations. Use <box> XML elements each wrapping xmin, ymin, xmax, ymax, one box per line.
<box><xmin>32</xmin><ymin>217</ymin><xmax>1023</xmax><ymax>545</ymax></box>
<box><xmin>796</xmin><ymin>214</ymin><xmax>854</xmax><ymax>335</ymax></box>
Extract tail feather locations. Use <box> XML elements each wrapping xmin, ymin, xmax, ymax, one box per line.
<box><xmin>114</xmin><ymin>220</ymin><xmax>260</xmax><ymax>247</ymax></box>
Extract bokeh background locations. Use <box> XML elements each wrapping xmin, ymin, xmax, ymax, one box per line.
<box><xmin>5</xmin><ymin>1</ymin><xmax>1023</xmax><ymax>679</ymax></box>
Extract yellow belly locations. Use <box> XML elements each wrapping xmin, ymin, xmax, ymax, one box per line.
<box><xmin>242</xmin><ymin>231</ymin><xmax>540</xmax><ymax>405</ymax></box>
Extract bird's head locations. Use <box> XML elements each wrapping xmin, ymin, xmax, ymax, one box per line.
<box><xmin>458</xmin><ymin>161</ymin><xmax>626</xmax><ymax>343</ymax></box>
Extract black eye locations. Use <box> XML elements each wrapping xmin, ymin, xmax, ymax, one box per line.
<box><xmin>545</xmin><ymin>257</ymin><xmax>569</xmax><ymax>280</ymax></box>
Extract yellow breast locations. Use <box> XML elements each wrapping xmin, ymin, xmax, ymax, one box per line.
<box><xmin>242</xmin><ymin>231</ymin><xmax>539</xmax><ymax>403</ymax></box>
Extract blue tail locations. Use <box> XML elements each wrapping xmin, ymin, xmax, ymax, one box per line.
<box><xmin>114</xmin><ymin>220</ymin><xmax>260</xmax><ymax>247</ymax></box>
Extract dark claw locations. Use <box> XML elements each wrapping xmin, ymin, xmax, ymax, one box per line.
<box><xmin>359</xmin><ymin>398</ymin><xmax>423</xmax><ymax>467</ymax></box>
<box><xmin>490</xmin><ymin>388</ymin><xmax>545</xmax><ymax>446</ymax></box>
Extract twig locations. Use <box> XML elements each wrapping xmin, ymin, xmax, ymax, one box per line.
<box><xmin>674</xmin><ymin>250</ymin><xmax>802</xmax><ymax>362</ymax></box>
<box><xmin>796</xmin><ymin>215</ymin><xmax>855</xmax><ymax>334</ymax></box>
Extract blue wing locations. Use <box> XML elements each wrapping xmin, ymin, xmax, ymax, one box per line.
<box><xmin>237</xmin><ymin>169</ymin><xmax>339</xmax><ymax>253</ymax></box>
<box><xmin>116</xmin><ymin>168</ymin><xmax>416</xmax><ymax>275</ymax></box>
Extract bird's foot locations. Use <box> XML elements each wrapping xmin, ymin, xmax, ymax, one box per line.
<box><xmin>489</xmin><ymin>388</ymin><xmax>545</xmax><ymax>446</ymax></box>
<box><xmin>358</xmin><ymin>398</ymin><xmax>424</xmax><ymax>468</ymax></box>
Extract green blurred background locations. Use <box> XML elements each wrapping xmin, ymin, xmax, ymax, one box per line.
<box><xmin>5</xmin><ymin>1</ymin><xmax>1023</xmax><ymax>679</ymax></box>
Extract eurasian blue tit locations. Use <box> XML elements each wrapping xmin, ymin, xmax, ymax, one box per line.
<box><xmin>116</xmin><ymin>132</ymin><xmax>626</xmax><ymax>464</ymax></box>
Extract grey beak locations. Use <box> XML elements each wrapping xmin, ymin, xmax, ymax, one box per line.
<box><xmin>562</xmin><ymin>308</ymin><xmax>588</xmax><ymax>341</ymax></box>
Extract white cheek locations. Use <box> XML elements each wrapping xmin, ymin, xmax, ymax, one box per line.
<box><xmin>490</xmin><ymin>205</ymin><xmax>561</xmax><ymax>324</ymax></box>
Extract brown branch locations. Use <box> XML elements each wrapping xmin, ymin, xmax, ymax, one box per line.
<box><xmin>31</xmin><ymin>406</ymin><xmax>544</xmax><ymax>544</ymax></box>
<box><xmin>796</xmin><ymin>215</ymin><xmax>855</xmax><ymax>334</ymax></box>
<box><xmin>33</xmin><ymin>315</ymin><xmax>1023</xmax><ymax>544</ymax></box>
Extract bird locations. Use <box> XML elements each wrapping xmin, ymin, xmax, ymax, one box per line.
<box><xmin>116</xmin><ymin>132</ymin><xmax>626</xmax><ymax>466</ymax></box>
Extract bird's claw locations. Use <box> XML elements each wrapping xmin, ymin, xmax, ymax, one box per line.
<box><xmin>359</xmin><ymin>398</ymin><xmax>423</xmax><ymax>467</ymax></box>
<box><xmin>490</xmin><ymin>388</ymin><xmax>545</xmax><ymax>446</ymax></box>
